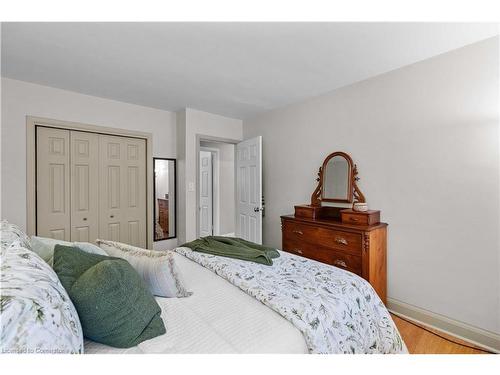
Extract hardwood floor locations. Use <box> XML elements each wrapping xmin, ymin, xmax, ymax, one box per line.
<box><xmin>391</xmin><ymin>314</ymin><xmax>490</xmax><ymax>354</ymax></box>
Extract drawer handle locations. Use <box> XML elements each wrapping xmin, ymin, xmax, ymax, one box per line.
<box><xmin>335</xmin><ymin>236</ymin><xmax>348</xmax><ymax>246</ymax></box>
<box><xmin>83</xmin><ymin>218</ymin><xmax>87</xmax><ymax>221</ymax></box>
<box><xmin>292</xmin><ymin>230</ymin><xmax>303</xmax><ymax>235</ymax></box>
<box><xmin>334</xmin><ymin>259</ymin><xmax>347</xmax><ymax>268</ymax></box>
<box><xmin>293</xmin><ymin>248</ymin><xmax>303</xmax><ymax>255</ymax></box>
<box><xmin>349</xmin><ymin>217</ymin><xmax>359</xmax><ymax>222</ymax></box>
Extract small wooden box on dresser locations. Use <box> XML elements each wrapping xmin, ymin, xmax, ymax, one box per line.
<box><xmin>281</xmin><ymin>206</ymin><xmax>388</xmax><ymax>304</ymax></box>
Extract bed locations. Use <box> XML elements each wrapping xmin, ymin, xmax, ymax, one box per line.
<box><xmin>86</xmin><ymin>247</ymin><xmax>406</xmax><ymax>354</ymax></box>
<box><xmin>1</xmin><ymin>221</ymin><xmax>406</xmax><ymax>354</ymax></box>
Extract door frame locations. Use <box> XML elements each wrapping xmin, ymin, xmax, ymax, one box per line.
<box><xmin>26</xmin><ymin>116</ymin><xmax>154</xmax><ymax>248</ymax></box>
<box><xmin>195</xmin><ymin>134</ymin><xmax>239</xmax><ymax>239</ymax></box>
<box><xmin>199</xmin><ymin>147</ymin><xmax>219</xmax><ymax>236</ymax></box>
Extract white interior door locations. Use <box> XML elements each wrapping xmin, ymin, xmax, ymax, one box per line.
<box><xmin>236</xmin><ymin>136</ymin><xmax>262</xmax><ymax>244</ymax></box>
<box><xmin>199</xmin><ymin>150</ymin><xmax>213</xmax><ymax>237</ymax></box>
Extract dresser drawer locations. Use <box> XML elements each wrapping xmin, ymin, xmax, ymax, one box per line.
<box><xmin>282</xmin><ymin>220</ymin><xmax>362</xmax><ymax>255</ymax></box>
<box><xmin>283</xmin><ymin>238</ymin><xmax>362</xmax><ymax>275</ymax></box>
<box><xmin>341</xmin><ymin>209</ymin><xmax>380</xmax><ymax>226</ymax></box>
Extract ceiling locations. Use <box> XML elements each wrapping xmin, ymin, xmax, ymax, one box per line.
<box><xmin>2</xmin><ymin>22</ymin><xmax>498</xmax><ymax>119</ymax></box>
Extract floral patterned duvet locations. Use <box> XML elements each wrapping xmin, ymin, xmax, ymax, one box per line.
<box><xmin>1</xmin><ymin>221</ymin><xmax>84</xmax><ymax>354</ymax></box>
<box><xmin>176</xmin><ymin>247</ymin><xmax>407</xmax><ymax>354</ymax></box>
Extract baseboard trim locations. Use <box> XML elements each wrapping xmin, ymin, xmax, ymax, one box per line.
<box><xmin>387</xmin><ymin>298</ymin><xmax>500</xmax><ymax>353</ymax></box>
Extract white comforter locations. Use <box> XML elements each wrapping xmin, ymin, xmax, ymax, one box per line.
<box><xmin>86</xmin><ymin>248</ymin><xmax>406</xmax><ymax>354</ymax></box>
<box><xmin>175</xmin><ymin>248</ymin><xmax>406</xmax><ymax>354</ymax></box>
<box><xmin>84</xmin><ymin>252</ymin><xmax>308</xmax><ymax>353</ymax></box>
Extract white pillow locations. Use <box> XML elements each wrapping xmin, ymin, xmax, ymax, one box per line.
<box><xmin>96</xmin><ymin>239</ymin><xmax>192</xmax><ymax>298</ymax></box>
<box><xmin>74</xmin><ymin>241</ymin><xmax>108</xmax><ymax>255</ymax></box>
<box><xmin>30</xmin><ymin>236</ymin><xmax>107</xmax><ymax>267</ymax></box>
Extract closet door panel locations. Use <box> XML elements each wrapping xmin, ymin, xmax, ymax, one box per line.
<box><xmin>71</xmin><ymin>131</ymin><xmax>99</xmax><ymax>242</ymax></box>
<box><xmin>127</xmin><ymin>220</ymin><xmax>140</xmax><ymax>246</ymax></box>
<box><xmin>99</xmin><ymin>135</ymin><xmax>125</xmax><ymax>242</ymax></box>
<box><xmin>99</xmin><ymin>135</ymin><xmax>146</xmax><ymax>247</ymax></box>
<box><xmin>123</xmin><ymin>137</ymin><xmax>146</xmax><ymax>248</ymax></box>
<box><xmin>36</xmin><ymin>127</ymin><xmax>71</xmax><ymax>240</ymax></box>
<box><xmin>108</xmin><ymin>222</ymin><xmax>121</xmax><ymax>241</ymax></box>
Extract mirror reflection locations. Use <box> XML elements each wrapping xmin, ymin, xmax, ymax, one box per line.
<box><xmin>154</xmin><ymin>158</ymin><xmax>176</xmax><ymax>240</ymax></box>
<box><xmin>322</xmin><ymin>155</ymin><xmax>350</xmax><ymax>201</ymax></box>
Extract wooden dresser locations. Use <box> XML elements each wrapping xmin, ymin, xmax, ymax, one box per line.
<box><xmin>281</xmin><ymin>209</ymin><xmax>387</xmax><ymax>304</ymax></box>
<box><xmin>157</xmin><ymin>197</ymin><xmax>169</xmax><ymax>236</ymax></box>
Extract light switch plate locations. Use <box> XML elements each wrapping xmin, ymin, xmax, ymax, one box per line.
<box><xmin>188</xmin><ymin>182</ymin><xmax>195</xmax><ymax>192</ymax></box>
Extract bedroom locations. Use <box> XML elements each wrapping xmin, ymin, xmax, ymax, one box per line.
<box><xmin>1</xmin><ymin>1</ymin><xmax>499</xmax><ymax>372</ymax></box>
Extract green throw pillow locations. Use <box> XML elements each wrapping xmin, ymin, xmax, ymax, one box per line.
<box><xmin>53</xmin><ymin>245</ymin><xmax>166</xmax><ymax>348</ymax></box>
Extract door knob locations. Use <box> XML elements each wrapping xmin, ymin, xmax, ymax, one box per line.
<box><xmin>253</xmin><ymin>207</ymin><xmax>262</xmax><ymax>212</ymax></box>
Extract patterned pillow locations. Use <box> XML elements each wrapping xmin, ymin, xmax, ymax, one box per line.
<box><xmin>96</xmin><ymin>240</ymin><xmax>192</xmax><ymax>298</ymax></box>
<box><xmin>0</xmin><ymin>245</ymin><xmax>84</xmax><ymax>354</ymax></box>
<box><xmin>0</xmin><ymin>220</ymin><xmax>31</xmax><ymax>250</ymax></box>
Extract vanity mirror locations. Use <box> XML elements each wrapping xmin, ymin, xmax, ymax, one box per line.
<box><xmin>311</xmin><ymin>151</ymin><xmax>365</xmax><ymax>206</ymax></box>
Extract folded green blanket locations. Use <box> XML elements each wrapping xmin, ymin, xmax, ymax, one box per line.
<box><xmin>181</xmin><ymin>236</ymin><xmax>280</xmax><ymax>266</ymax></box>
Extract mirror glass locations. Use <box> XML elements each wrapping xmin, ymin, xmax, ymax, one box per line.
<box><xmin>322</xmin><ymin>155</ymin><xmax>351</xmax><ymax>201</ymax></box>
<box><xmin>154</xmin><ymin>158</ymin><xmax>176</xmax><ymax>240</ymax></box>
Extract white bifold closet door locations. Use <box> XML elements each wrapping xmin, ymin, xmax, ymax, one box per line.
<box><xmin>98</xmin><ymin>134</ymin><xmax>147</xmax><ymax>248</ymax></box>
<box><xmin>70</xmin><ymin>131</ymin><xmax>99</xmax><ymax>242</ymax></box>
<box><xmin>36</xmin><ymin>127</ymin><xmax>72</xmax><ymax>241</ymax></box>
<box><xmin>36</xmin><ymin>127</ymin><xmax>146</xmax><ymax>247</ymax></box>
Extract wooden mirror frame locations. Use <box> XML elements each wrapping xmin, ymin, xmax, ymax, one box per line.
<box><xmin>310</xmin><ymin>151</ymin><xmax>366</xmax><ymax>206</ymax></box>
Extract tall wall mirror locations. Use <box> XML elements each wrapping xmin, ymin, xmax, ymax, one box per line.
<box><xmin>154</xmin><ymin>158</ymin><xmax>176</xmax><ymax>241</ymax></box>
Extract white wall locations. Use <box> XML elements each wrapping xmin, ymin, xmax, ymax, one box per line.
<box><xmin>1</xmin><ymin>78</ymin><xmax>178</xmax><ymax>249</ymax></box>
<box><xmin>177</xmin><ymin>108</ymin><xmax>242</xmax><ymax>243</ymax></box>
<box><xmin>243</xmin><ymin>37</ymin><xmax>500</xmax><ymax>335</ymax></box>
<box><xmin>200</xmin><ymin>140</ymin><xmax>235</xmax><ymax>235</ymax></box>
